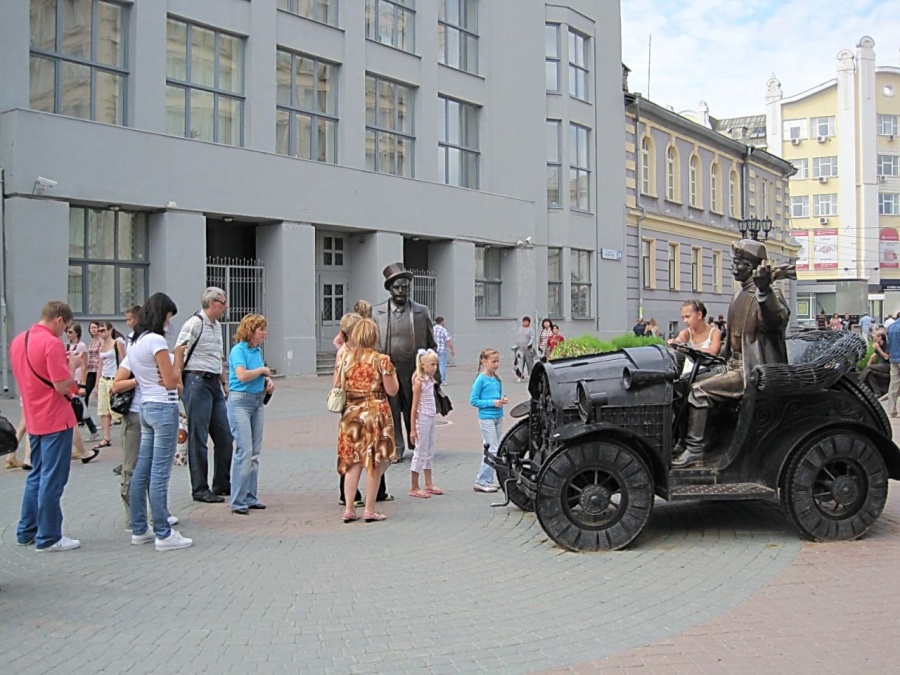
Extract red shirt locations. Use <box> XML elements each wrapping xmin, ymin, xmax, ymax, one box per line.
<box><xmin>10</xmin><ymin>323</ymin><xmax>75</xmax><ymax>435</ymax></box>
<box><xmin>546</xmin><ymin>334</ymin><xmax>565</xmax><ymax>356</ymax></box>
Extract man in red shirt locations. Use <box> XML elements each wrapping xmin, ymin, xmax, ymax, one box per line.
<box><xmin>11</xmin><ymin>301</ymin><xmax>81</xmax><ymax>551</ymax></box>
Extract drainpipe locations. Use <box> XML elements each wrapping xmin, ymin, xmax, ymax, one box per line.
<box><xmin>0</xmin><ymin>168</ymin><xmax>9</xmax><ymax>394</ymax></box>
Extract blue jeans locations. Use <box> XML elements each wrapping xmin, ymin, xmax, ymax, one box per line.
<box><xmin>182</xmin><ymin>373</ymin><xmax>233</xmax><ymax>496</ymax></box>
<box><xmin>438</xmin><ymin>349</ymin><xmax>449</xmax><ymax>383</ymax></box>
<box><xmin>475</xmin><ymin>418</ymin><xmax>503</xmax><ymax>486</ymax></box>
<box><xmin>227</xmin><ymin>391</ymin><xmax>265</xmax><ymax>510</ymax></box>
<box><xmin>17</xmin><ymin>428</ymin><xmax>74</xmax><ymax>548</ymax></box>
<box><xmin>131</xmin><ymin>402</ymin><xmax>179</xmax><ymax>539</ymax></box>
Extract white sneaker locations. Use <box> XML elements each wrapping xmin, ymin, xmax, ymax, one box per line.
<box><xmin>36</xmin><ymin>535</ymin><xmax>81</xmax><ymax>552</ymax></box>
<box><xmin>131</xmin><ymin>530</ymin><xmax>155</xmax><ymax>545</ymax></box>
<box><xmin>167</xmin><ymin>515</ymin><xmax>179</xmax><ymax>526</ymax></box>
<box><xmin>155</xmin><ymin>530</ymin><xmax>193</xmax><ymax>551</ymax></box>
<box><xmin>473</xmin><ymin>484</ymin><xmax>499</xmax><ymax>493</ymax></box>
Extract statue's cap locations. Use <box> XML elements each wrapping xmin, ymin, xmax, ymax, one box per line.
<box><xmin>732</xmin><ymin>239</ymin><xmax>767</xmax><ymax>265</ymax></box>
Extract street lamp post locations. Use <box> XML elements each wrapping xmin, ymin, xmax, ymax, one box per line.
<box><xmin>738</xmin><ymin>216</ymin><xmax>773</xmax><ymax>241</ymax></box>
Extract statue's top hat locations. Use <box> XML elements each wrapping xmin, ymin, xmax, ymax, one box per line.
<box><xmin>382</xmin><ymin>262</ymin><xmax>414</xmax><ymax>290</ymax></box>
<box><xmin>732</xmin><ymin>239</ymin><xmax>767</xmax><ymax>265</ymax></box>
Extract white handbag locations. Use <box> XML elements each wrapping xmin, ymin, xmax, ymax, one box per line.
<box><xmin>326</xmin><ymin>357</ymin><xmax>346</xmax><ymax>413</ymax></box>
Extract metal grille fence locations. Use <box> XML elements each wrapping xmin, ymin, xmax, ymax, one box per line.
<box><xmin>411</xmin><ymin>268</ymin><xmax>436</xmax><ymax>316</ymax></box>
<box><xmin>207</xmin><ymin>257</ymin><xmax>265</xmax><ymax>357</ymax></box>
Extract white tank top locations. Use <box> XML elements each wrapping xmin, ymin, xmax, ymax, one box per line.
<box><xmin>682</xmin><ymin>330</ymin><xmax>714</xmax><ymax>376</ymax></box>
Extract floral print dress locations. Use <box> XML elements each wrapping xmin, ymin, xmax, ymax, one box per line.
<box><xmin>336</xmin><ymin>349</ymin><xmax>397</xmax><ymax>476</ymax></box>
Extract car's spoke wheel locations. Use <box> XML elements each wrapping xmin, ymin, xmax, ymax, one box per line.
<box><xmin>782</xmin><ymin>431</ymin><xmax>888</xmax><ymax>542</ymax></box>
<box><xmin>535</xmin><ymin>440</ymin><xmax>653</xmax><ymax>551</ymax></box>
<box><xmin>496</xmin><ymin>418</ymin><xmax>534</xmax><ymax>512</ymax></box>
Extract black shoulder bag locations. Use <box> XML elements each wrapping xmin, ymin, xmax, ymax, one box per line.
<box><xmin>24</xmin><ymin>330</ymin><xmax>84</xmax><ymax>423</ymax></box>
<box><xmin>108</xmin><ymin>345</ymin><xmax>135</xmax><ymax>415</ymax></box>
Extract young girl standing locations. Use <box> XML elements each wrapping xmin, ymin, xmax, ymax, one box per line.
<box><xmin>409</xmin><ymin>349</ymin><xmax>442</xmax><ymax>498</ymax></box>
<box><xmin>471</xmin><ymin>349</ymin><xmax>507</xmax><ymax>493</ymax></box>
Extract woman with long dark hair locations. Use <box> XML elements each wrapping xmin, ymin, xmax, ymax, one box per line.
<box><xmin>117</xmin><ymin>292</ymin><xmax>192</xmax><ymax>551</ymax></box>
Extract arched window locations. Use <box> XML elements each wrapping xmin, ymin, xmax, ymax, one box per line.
<box><xmin>729</xmin><ymin>169</ymin><xmax>739</xmax><ymax>218</ymax></box>
<box><xmin>689</xmin><ymin>154</ymin><xmax>700</xmax><ymax>207</ymax></box>
<box><xmin>710</xmin><ymin>162</ymin><xmax>720</xmax><ymax>212</ymax></box>
<box><xmin>640</xmin><ymin>136</ymin><xmax>653</xmax><ymax>195</ymax></box>
<box><xmin>666</xmin><ymin>145</ymin><xmax>679</xmax><ymax>201</ymax></box>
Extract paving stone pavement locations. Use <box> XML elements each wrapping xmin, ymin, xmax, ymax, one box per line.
<box><xmin>0</xmin><ymin>372</ymin><xmax>896</xmax><ymax>674</ymax></box>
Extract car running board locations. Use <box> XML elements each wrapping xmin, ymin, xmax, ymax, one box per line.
<box><xmin>668</xmin><ymin>483</ymin><xmax>777</xmax><ymax>501</ymax></box>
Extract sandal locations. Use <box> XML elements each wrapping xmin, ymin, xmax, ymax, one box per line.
<box><xmin>425</xmin><ymin>486</ymin><xmax>444</xmax><ymax>495</ymax></box>
<box><xmin>342</xmin><ymin>511</ymin><xmax>360</xmax><ymax>523</ymax></box>
<box><xmin>92</xmin><ymin>439</ymin><xmax>112</xmax><ymax>452</ymax></box>
<box><xmin>408</xmin><ymin>489</ymin><xmax>431</xmax><ymax>499</ymax></box>
<box><xmin>363</xmin><ymin>511</ymin><xmax>387</xmax><ymax>522</ymax></box>
<box><xmin>5</xmin><ymin>458</ymin><xmax>23</xmax><ymax>469</ymax></box>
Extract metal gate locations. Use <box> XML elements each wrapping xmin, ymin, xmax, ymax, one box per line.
<box><xmin>411</xmin><ymin>268</ymin><xmax>436</xmax><ymax>316</ymax></box>
<box><xmin>206</xmin><ymin>257</ymin><xmax>265</xmax><ymax>355</ymax></box>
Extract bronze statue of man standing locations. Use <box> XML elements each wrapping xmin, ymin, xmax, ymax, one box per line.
<box><xmin>372</xmin><ymin>263</ymin><xmax>438</xmax><ymax>459</ymax></box>
<box><xmin>673</xmin><ymin>239</ymin><xmax>791</xmax><ymax>468</ymax></box>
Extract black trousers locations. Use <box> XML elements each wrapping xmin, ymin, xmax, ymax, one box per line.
<box><xmin>338</xmin><ymin>473</ymin><xmax>387</xmax><ymax>503</ymax></box>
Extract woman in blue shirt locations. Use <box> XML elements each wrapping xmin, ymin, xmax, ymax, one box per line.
<box><xmin>227</xmin><ymin>314</ymin><xmax>275</xmax><ymax>514</ymax></box>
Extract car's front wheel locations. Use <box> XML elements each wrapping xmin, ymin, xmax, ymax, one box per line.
<box><xmin>535</xmin><ymin>439</ymin><xmax>653</xmax><ymax>551</ymax></box>
<box><xmin>782</xmin><ymin>430</ymin><xmax>888</xmax><ymax>542</ymax></box>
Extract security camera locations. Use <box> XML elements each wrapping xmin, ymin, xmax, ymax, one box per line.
<box><xmin>36</xmin><ymin>177</ymin><xmax>57</xmax><ymax>188</ymax></box>
<box><xmin>524</xmin><ymin>236</ymin><xmax>532</xmax><ymax>245</ymax></box>
<box><xmin>516</xmin><ymin>240</ymin><xmax>525</xmax><ymax>248</ymax></box>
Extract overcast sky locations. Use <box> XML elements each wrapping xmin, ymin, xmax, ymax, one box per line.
<box><xmin>620</xmin><ymin>0</ymin><xmax>900</xmax><ymax>120</ymax></box>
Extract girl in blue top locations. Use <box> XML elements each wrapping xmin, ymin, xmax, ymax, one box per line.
<box><xmin>470</xmin><ymin>348</ymin><xmax>507</xmax><ymax>492</ymax></box>
<box><xmin>227</xmin><ymin>314</ymin><xmax>275</xmax><ymax>514</ymax></box>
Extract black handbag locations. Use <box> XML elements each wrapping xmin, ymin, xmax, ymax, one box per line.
<box><xmin>109</xmin><ymin>388</ymin><xmax>135</xmax><ymax>415</ymax></box>
<box><xmin>435</xmin><ymin>384</ymin><xmax>453</xmax><ymax>417</ymax></box>
<box><xmin>0</xmin><ymin>414</ymin><xmax>19</xmax><ymax>456</ymax></box>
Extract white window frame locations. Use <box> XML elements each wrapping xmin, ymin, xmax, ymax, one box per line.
<box><xmin>812</xmin><ymin>156</ymin><xmax>838</xmax><ymax>178</ymax></box>
<box><xmin>790</xmin><ymin>195</ymin><xmax>809</xmax><ymax>218</ymax></box>
<box><xmin>783</xmin><ymin>119</ymin><xmax>808</xmax><ymax>140</ymax></box>
<box><xmin>813</xmin><ymin>194</ymin><xmax>838</xmax><ymax>217</ymax></box>
<box><xmin>879</xmin><ymin>193</ymin><xmax>900</xmax><ymax>216</ymax></box>
<box><xmin>729</xmin><ymin>169</ymin><xmax>738</xmax><ymax>218</ymax></box>
<box><xmin>712</xmin><ymin>250</ymin><xmax>722</xmax><ymax>293</ymax></box>
<box><xmin>810</xmin><ymin>116</ymin><xmax>835</xmax><ymax>138</ymax></box>
<box><xmin>878</xmin><ymin>154</ymin><xmax>899</xmax><ymax>177</ymax></box>
<box><xmin>792</xmin><ymin>158</ymin><xmax>808</xmax><ymax>180</ymax></box>
<box><xmin>641</xmin><ymin>239</ymin><xmax>654</xmax><ymax>290</ymax></box>
<box><xmin>691</xmin><ymin>246</ymin><xmax>702</xmax><ymax>292</ymax></box>
<box><xmin>710</xmin><ymin>162</ymin><xmax>720</xmax><ymax>213</ymax></box>
<box><xmin>640</xmin><ymin>136</ymin><xmax>652</xmax><ymax>195</ymax></box>
<box><xmin>689</xmin><ymin>154</ymin><xmax>700</xmax><ymax>208</ymax></box>
<box><xmin>666</xmin><ymin>145</ymin><xmax>679</xmax><ymax>202</ymax></box>
<box><xmin>878</xmin><ymin>114</ymin><xmax>899</xmax><ymax>136</ymax></box>
<box><xmin>668</xmin><ymin>242</ymin><xmax>680</xmax><ymax>291</ymax></box>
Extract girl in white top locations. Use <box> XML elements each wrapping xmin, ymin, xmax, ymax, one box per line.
<box><xmin>93</xmin><ymin>321</ymin><xmax>126</xmax><ymax>452</ymax></box>
<box><xmin>116</xmin><ymin>293</ymin><xmax>192</xmax><ymax>551</ymax></box>
<box><xmin>409</xmin><ymin>349</ymin><xmax>442</xmax><ymax>498</ymax></box>
<box><xmin>668</xmin><ymin>299</ymin><xmax>722</xmax><ymax>377</ymax></box>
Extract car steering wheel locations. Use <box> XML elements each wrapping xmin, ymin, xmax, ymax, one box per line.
<box><xmin>670</xmin><ymin>342</ymin><xmax>726</xmax><ymax>367</ymax></box>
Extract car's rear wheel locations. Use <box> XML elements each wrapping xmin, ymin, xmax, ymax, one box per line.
<box><xmin>495</xmin><ymin>418</ymin><xmax>534</xmax><ymax>512</ymax></box>
<box><xmin>535</xmin><ymin>439</ymin><xmax>653</xmax><ymax>551</ymax></box>
<box><xmin>782</xmin><ymin>430</ymin><xmax>888</xmax><ymax>542</ymax></box>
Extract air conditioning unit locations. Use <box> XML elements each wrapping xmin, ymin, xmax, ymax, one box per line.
<box><xmin>820</xmin><ymin>217</ymin><xmax>829</xmax><ymax>224</ymax></box>
<box><xmin>790</xmin><ymin>138</ymin><xmax>801</xmax><ymax>146</ymax></box>
<box><xmin>817</xmin><ymin>135</ymin><xmax>828</xmax><ymax>143</ymax></box>
<box><xmin>818</xmin><ymin>176</ymin><xmax>829</xmax><ymax>183</ymax></box>
<box><xmin>890</xmin><ymin>134</ymin><xmax>896</xmax><ymax>142</ymax></box>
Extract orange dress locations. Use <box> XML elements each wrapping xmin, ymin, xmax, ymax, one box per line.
<box><xmin>336</xmin><ymin>349</ymin><xmax>397</xmax><ymax>476</ymax></box>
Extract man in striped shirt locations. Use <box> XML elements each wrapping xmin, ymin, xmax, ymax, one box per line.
<box><xmin>433</xmin><ymin>317</ymin><xmax>455</xmax><ymax>384</ymax></box>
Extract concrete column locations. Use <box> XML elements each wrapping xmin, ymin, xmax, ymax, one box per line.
<box><xmin>836</xmin><ymin>49</ymin><xmax>858</xmax><ymax>279</ymax></box>
<box><xmin>148</xmin><ymin>210</ymin><xmax>206</xmax><ymax>327</ymax></box>
<box><xmin>245</xmin><ymin>0</ymin><xmax>277</xmax><ymax>152</ymax></box>
<box><xmin>130</xmin><ymin>0</ymin><xmax>168</xmax><ymax>132</ymax></box>
<box><xmin>0</xmin><ymin>0</ymin><xmax>29</xmax><ymax>111</ymax></box>
<box><xmin>430</xmin><ymin>239</ymin><xmax>475</xmax><ymax>362</ymax></box>
<box><xmin>257</xmin><ymin>220</ymin><xmax>315</xmax><ymax>375</ymax></box>
<box><xmin>856</xmin><ymin>36</ymin><xmax>879</xmax><ymax>288</ymax></box>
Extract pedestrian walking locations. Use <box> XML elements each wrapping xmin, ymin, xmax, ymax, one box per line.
<box><xmin>65</xmin><ymin>322</ymin><xmax>98</xmax><ymax>440</ymax></box>
<box><xmin>514</xmin><ymin>316</ymin><xmax>535</xmax><ymax>382</ymax></box>
<box><xmin>433</xmin><ymin>316</ymin><xmax>455</xmax><ymax>383</ymax></box>
<box><xmin>409</xmin><ymin>349</ymin><xmax>442</xmax><ymax>498</ymax></box>
<box><xmin>176</xmin><ymin>287</ymin><xmax>233</xmax><ymax>504</ymax></box>
<box><xmin>471</xmin><ymin>348</ymin><xmax>507</xmax><ymax>492</ymax></box>
<box><xmin>11</xmin><ymin>300</ymin><xmax>81</xmax><ymax>551</ymax></box>
<box><xmin>91</xmin><ymin>321</ymin><xmax>125</xmax><ymax>456</ymax></box>
<box><xmin>885</xmin><ymin>318</ymin><xmax>900</xmax><ymax>418</ymax></box>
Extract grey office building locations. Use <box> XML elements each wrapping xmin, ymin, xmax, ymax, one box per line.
<box><xmin>0</xmin><ymin>0</ymin><xmax>626</xmax><ymax>381</ymax></box>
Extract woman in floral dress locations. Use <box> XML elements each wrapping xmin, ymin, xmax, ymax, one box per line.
<box><xmin>336</xmin><ymin>318</ymin><xmax>399</xmax><ymax>523</ymax></box>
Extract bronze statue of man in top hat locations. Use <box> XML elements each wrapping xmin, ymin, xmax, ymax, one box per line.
<box><xmin>372</xmin><ymin>263</ymin><xmax>438</xmax><ymax>459</ymax></box>
<box><xmin>673</xmin><ymin>239</ymin><xmax>791</xmax><ymax>468</ymax></box>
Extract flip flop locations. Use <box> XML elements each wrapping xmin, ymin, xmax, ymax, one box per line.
<box><xmin>363</xmin><ymin>511</ymin><xmax>387</xmax><ymax>522</ymax></box>
<box><xmin>408</xmin><ymin>489</ymin><xmax>431</xmax><ymax>499</ymax></box>
<box><xmin>425</xmin><ymin>486</ymin><xmax>444</xmax><ymax>495</ymax></box>
<box><xmin>342</xmin><ymin>511</ymin><xmax>360</xmax><ymax>523</ymax></box>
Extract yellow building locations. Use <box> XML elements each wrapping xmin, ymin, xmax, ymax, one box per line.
<box><xmin>765</xmin><ymin>36</ymin><xmax>900</xmax><ymax>322</ymax></box>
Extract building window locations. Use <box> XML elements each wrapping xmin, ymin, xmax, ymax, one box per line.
<box><xmin>165</xmin><ymin>18</ymin><xmax>245</xmax><ymax>146</ymax></box>
<box><xmin>641</xmin><ymin>239</ymin><xmax>653</xmax><ymax>289</ymax></box>
<box><xmin>665</xmin><ymin>145</ymin><xmax>679</xmax><ymax>202</ymax></box>
<box><xmin>790</xmin><ymin>195</ymin><xmax>809</xmax><ymax>218</ymax></box>
<box><xmin>792</xmin><ymin>158</ymin><xmax>808</xmax><ymax>179</ymax></box>
<box><xmin>570</xmin><ymin>249</ymin><xmax>591</xmax><ymax>318</ymax></box>
<box><xmin>688</xmin><ymin>154</ymin><xmax>700</xmax><ymax>208</ymax></box>
<box><xmin>710</xmin><ymin>162</ymin><xmax>720</xmax><ymax>212</ymax></box>
<box><xmin>366</xmin><ymin>0</ymin><xmax>414</xmax><ymax>52</ymax></box>
<box><xmin>783</xmin><ymin>119</ymin><xmax>808</xmax><ymax>140</ymax></box>
<box><xmin>729</xmin><ymin>169</ymin><xmax>738</xmax><ymax>218</ymax></box>
<box><xmin>474</xmin><ymin>245</ymin><xmax>501</xmax><ymax>317</ymax></box>
<box><xmin>545</xmin><ymin>24</ymin><xmax>559</xmax><ymax>92</ymax></box>
<box><xmin>547</xmin><ymin>120</ymin><xmax>562</xmax><ymax>207</ymax></box>
<box><xmin>712</xmin><ymin>250</ymin><xmax>722</xmax><ymax>293</ymax></box>
<box><xmin>68</xmin><ymin>206</ymin><xmax>148</xmax><ymax>316</ymax></box>
<box><xmin>439</xmin><ymin>0</ymin><xmax>477</xmax><ymax>74</ymax></box>
<box><xmin>878</xmin><ymin>155</ymin><xmax>899</xmax><ymax>176</ymax></box>
<box><xmin>812</xmin><ymin>156</ymin><xmax>838</xmax><ymax>178</ymax></box>
<box><xmin>275</xmin><ymin>50</ymin><xmax>338</xmax><ymax>163</ymax></box>
<box><xmin>810</xmin><ymin>116</ymin><xmax>835</xmax><ymax>138</ymax></box>
<box><xmin>365</xmin><ymin>74</ymin><xmax>415</xmax><ymax>176</ymax></box>
<box><xmin>668</xmin><ymin>243</ymin><xmax>679</xmax><ymax>291</ymax></box>
<box><xmin>878</xmin><ymin>114</ymin><xmax>899</xmax><ymax>137</ymax></box>
<box><xmin>276</xmin><ymin>0</ymin><xmax>337</xmax><ymax>25</ymax></box>
<box><xmin>879</xmin><ymin>193</ymin><xmax>900</xmax><ymax>216</ymax></box>
<box><xmin>322</xmin><ymin>236</ymin><xmax>344</xmax><ymax>266</ymax></box>
<box><xmin>691</xmin><ymin>247</ymin><xmax>702</xmax><ymax>292</ymax></box>
<box><xmin>569</xmin><ymin>123</ymin><xmax>590</xmax><ymax>211</ymax></box>
<box><xmin>640</xmin><ymin>136</ymin><xmax>653</xmax><ymax>195</ymax></box>
<box><xmin>29</xmin><ymin>0</ymin><xmax>128</xmax><ymax>125</ymax></box>
<box><xmin>813</xmin><ymin>194</ymin><xmax>837</xmax><ymax>217</ymax></box>
<box><xmin>567</xmin><ymin>29</ymin><xmax>589</xmax><ymax>101</ymax></box>
<box><xmin>548</xmin><ymin>247</ymin><xmax>562</xmax><ymax>316</ymax></box>
<box><xmin>759</xmin><ymin>180</ymin><xmax>768</xmax><ymax>217</ymax></box>
<box><xmin>438</xmin><ymin>96</ymin><xmax>479</xmax><ymax>188</ymax></box>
